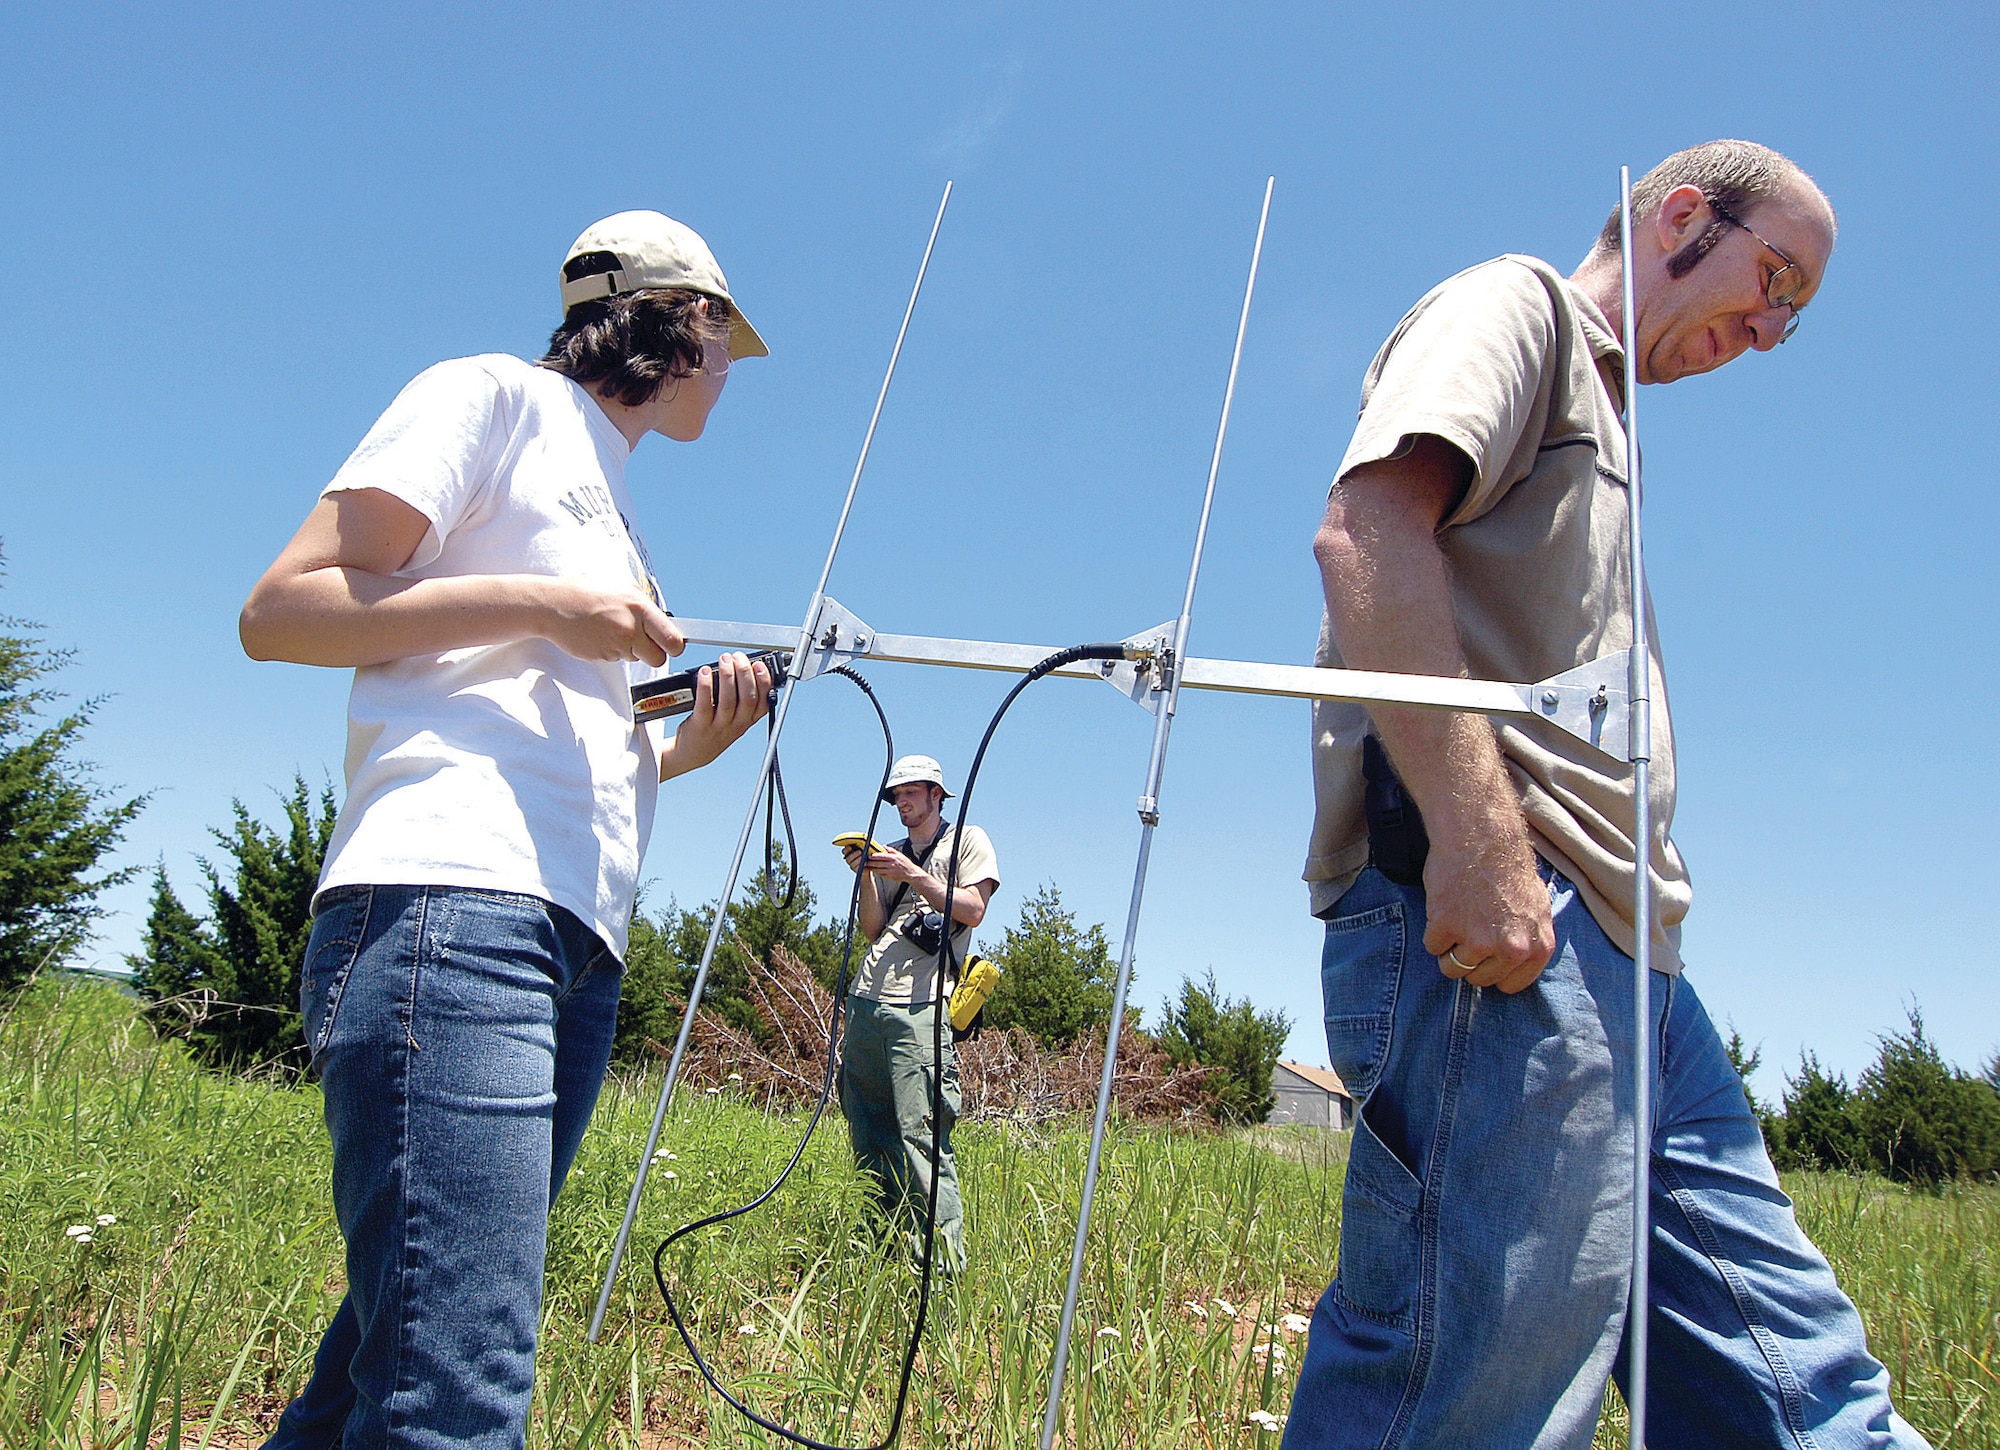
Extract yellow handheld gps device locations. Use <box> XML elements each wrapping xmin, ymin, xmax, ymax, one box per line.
<box><xmin>832</xmin><ymin>832</ymin><xmax>889</xmax><ymax>856</ymax></box>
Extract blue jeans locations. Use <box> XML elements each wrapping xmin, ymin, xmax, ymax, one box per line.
<box><xmin>265</xmin><ymin>885</ymin><xmax>623</xmax><ymax>1450</ymax></box>
<box><xmin>1284</xmin><ymin>867</ymin><xmax>1926</xmax><ymax>1450</ymax></box>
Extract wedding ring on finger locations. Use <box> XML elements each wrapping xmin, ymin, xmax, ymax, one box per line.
<box><xmin>1443</xmin><ymin>946</ymin><xmax>1477</xmax><ymax>977</ymax></box>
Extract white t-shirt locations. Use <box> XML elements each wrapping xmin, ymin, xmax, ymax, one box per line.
<box><xmin>313</xmin><ymin>354</ymin><xmax>666</xmax><ymax>958</ymax></box>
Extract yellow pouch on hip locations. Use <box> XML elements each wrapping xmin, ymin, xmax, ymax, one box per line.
<box><xmin>949</xmin><ymin>955</ymin><xmax>1001</xmax><ymax>1032</ymax></box>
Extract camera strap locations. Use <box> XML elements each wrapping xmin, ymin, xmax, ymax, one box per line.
<box><xmin>880</xmin><ymin>818</ymin><xmax>955</xmax><ymax>938</ymax></box>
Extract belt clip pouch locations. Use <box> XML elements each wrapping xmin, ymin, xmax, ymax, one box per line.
<box><xmin>949</xmin><ymin>955</ymin><xmax>1000</xmax><ymax>1040</ymax></box>
<box><xmin>1362</xmin><ymin>734</ymin><xmax>1430</xmax><ymax>887</ymax></box>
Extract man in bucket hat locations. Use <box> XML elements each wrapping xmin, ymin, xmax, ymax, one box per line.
<box><xmin>839</xmin><ymin>755</ymin><xmax>1000</xmax><ymax>1272</ymax></box>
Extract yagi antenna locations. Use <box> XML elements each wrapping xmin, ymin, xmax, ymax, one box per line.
<box><xmin>584</xmin><ymin>171</ymin><xmax>1662</xmax><ymax>1447</ymax></box>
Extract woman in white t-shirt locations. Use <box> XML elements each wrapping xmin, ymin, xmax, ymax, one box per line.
<box><xmin>241</xmin><ymin>211</ymin><xmax>771</xmax><ymax>1450</ymax></box>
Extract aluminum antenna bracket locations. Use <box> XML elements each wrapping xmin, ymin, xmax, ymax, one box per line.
<box><xmin>1087</xmin><ymin>621</ymin><xmax>1178</xmax><ymax>714</ymax></box>
<box><xmin>656</xmin><ymin>610</ymin><xmax>1632</xmax><ymax>762</ymax></box>
<box><xmin>792</xmin><ymin>597</ymin><xmax>877</xmax><ymax>681</ymax></box>
<box><xmin>1529</xmin><ymin>653</ymin><xmax>1632</xmax><ymax>762</ymax></box>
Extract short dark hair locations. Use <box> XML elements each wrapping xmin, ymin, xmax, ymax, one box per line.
<box><xmin>539</xmin><ymin>251</ymin><xmax>734</xmax><ymax>407</ymax></box>
<box><xmin>1593</xmin><ymin>140</ymin><xmax>1831</xmax><ymax>269</ymax></box>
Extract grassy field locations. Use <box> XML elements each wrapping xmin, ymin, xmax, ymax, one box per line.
<box><xmin>3</xmin><ymin>981</ymin><xmax>1995</xmax><ymax>1449</ymax></box>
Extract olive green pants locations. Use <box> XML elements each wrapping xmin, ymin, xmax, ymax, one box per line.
<box><xmin>838</xmin><ymin>995</ymin><xmax>965</xmax><ymax>1272</ymax></box>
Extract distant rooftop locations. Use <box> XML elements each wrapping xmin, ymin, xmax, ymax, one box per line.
<box><xmin>1276</xmin><ymin>1060</ymin><xmax>1348</xmax><ymax>1096</ymax></box>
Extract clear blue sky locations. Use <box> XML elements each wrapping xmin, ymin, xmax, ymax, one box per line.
<box><xmin>3</xmin><ymin>2</ymin><xmax>1994</xmax><ymax>1099</ymax></box>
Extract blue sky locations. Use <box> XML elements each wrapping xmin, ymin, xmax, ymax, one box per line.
<box><xmin>2</xmin><ymin>1</ymin><xmax>1994</xmax><ymax>1098</ymax></box>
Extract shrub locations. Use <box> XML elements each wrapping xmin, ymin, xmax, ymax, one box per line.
<box><xmin>1774</xmin><ymin>1052</ymin><xmax>1863</xmax><ymax>1172</ymax></box>
<box><xmin>615</xmin><ymin>856</ymin><xmax>852</xmax><ymax>1065</ymax></box>
<box><xmin>1852</xmin><ymin>1009</ymin><xmax>2000</xmax><ymax>1186</ymax></box>
<box><xmin>983</xmin><ymin>883</ymin><xmax>1120</xmax><ymax>1049</ymax></box>
<box><xmin>0</xmin><ymin>567</ymin><xmax>146</xmax><ymax>990</ymax></box>
<box><xmin>1155</xmin><ymin>970</ymin><xmax>1293</xmax><ymax>1125</ymax></box>
<box><xmin>1722</xmin><ymin>1025</ymin><xmax>1793</xmax><ymax>1160</ymax></box>
<box><xmin>128</xmin><ymin>776</ymin><xmax>336</xmax><ymax>1073</ymax></box>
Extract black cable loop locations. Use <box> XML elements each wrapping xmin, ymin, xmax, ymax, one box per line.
<box><xmin>761</xmin><ymin>710</ymin><xmax>801</xmax><ymax>913</ymax></box>
<box><xmin>653</xmin><ymin>646</ymin><xmax>1128</xmax><ymax>1450</ymax></box>
<box><xmin>772</xmin><ymin>750</ymin><xmax>799</xmax><ymax>913</ymax></box>
<box><xmin>653</xmin><ymin>664</ymin><xmax>904</xmax><ymax>1450</ymax></box>
<box><xmin>908</xmin><ymin>643</ymin><xmax>1130</xmax><ymax>1350</ymax></box>
<box><xmin>763</xmin><ymin>710</ymin><xmax>779</xmax><ymax>900</ymax></box>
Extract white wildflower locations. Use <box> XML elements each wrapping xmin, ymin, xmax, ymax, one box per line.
<box><xmin>728</xmin><ymin>1072</ymin><xmax>743</xmax><ymax>1082</ymax></box>
<box><xmin>704</xmin><ymin>1086</ymin><xmax>720</xmax><ymax>1095</ymax></box>
<box><xmin>65</xmin><ymin>1224</ymin><xmax>94</xmax><ymax>1243</ymax></box>
<box><xmin>1095</xmin><ymin>1327</ymin><xmax>1121</xmax><ymax>1339</ymax></box>
<box><xmin>1213</xmin><ymin>1298</ymin><xmax>1238</xmax><ymax>1318</ymax></box>
<box><xmin>737</xmin><ymin>1323</ymin><xmax>758</xmax><ymax>1336</ymax></box>
<box><xmin>662</xmin><ymin>1171</ymin><xmax>679</xmax><ymax>1181</ymax></box>
<box><xmin>1183</xmin><ymin>1301</ymin><xmax>1208</xmax><ymax>1319</ymax></box>
<box><xmin>652</xmin><ymin>1149</ymin><xmax>677</xmax><ymax>1161</ymax></box>
<box><xmin>1245</xmin><ymin>1408</ymin><xmax>1285</xmax><ymax>1432</ymax></box>
<box><xmin>1280</xmin><ymin>1312</ymin><xmax>1311</xmax><ymax>1335</ymax></box>
<box><xmin>95</xmin><ymin>1214</ymin><xmax>117</xmax><ymax>1227</ymax></box>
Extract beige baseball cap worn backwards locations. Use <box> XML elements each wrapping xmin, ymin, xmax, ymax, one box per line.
<box><xmin>560</xmin><ymin>210</ymin><xmax>769</xmax><ymax>361</ymax></box>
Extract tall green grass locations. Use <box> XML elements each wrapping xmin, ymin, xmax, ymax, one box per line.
<box><xmin>3</xmin><ymin>981</ymin><xmax>1994</xmax><ymax>1448</ymax></box>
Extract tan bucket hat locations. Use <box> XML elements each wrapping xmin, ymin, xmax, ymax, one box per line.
<box><xmin>881</xmin><ymin>755</ymin><xmax>954</xmax><ymax>803</ymax></box>
<box><xmin>559</xmin><ymin>210</ymin><xmax>769</xmax><ymax>360</ymax></box>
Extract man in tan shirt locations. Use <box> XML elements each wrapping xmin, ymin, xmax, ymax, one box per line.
<box><xmin>1285</xmin><ymin>143</ymin><xmax>1928</xmax><ymax>1448</ymax></box>
<box><xmin>840</xmin><ymin>754</ymin><xmax>999</xmax><ymax>1272</ymax></box>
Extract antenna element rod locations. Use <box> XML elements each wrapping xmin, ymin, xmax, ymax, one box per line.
<box><xmin>1618</xmin><ymin>164</ymin><xmax>1655</xmax><ymax>1450</ymax></box>
<box><xmin>1039</xmin><ymin>176</ymin><xmax>1275</xmax><ymax>1449</ymax></box>
<box><xmin>587</xmin><ymin>182</ymin><xmax>954</xmax><ymax>1343</ymax></box>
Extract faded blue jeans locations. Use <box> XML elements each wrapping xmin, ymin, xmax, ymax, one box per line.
<box><xmin>264</xmin><ymin>885</ymin><xmax>623</xmax><ymax>1450</ymax></box>
<box><xmin>1284</xmin><ymin>867</ymin><xmax>1927</xmax><ymax>1450</ymax></box>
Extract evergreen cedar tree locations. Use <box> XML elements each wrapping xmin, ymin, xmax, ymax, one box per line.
<box><xmin>982</xmin><ymin>883</ymin><xmax>1120</xmax><ymax>1048</ymax></box>
<box><xmin>1157</xmin><ymin>969</ymin><xmax>1293</xmax><ymax>1125</ymax></box>
<box><xmin>0</xmin><ymin>563</ymin><xmax>146</xmax><ymax>992</ymax></box>
<box><xmin>130</xmin><ymin>777</ymin><xmax>337</xmax><ymax>1072</ymax></box>
<box><xmin>612</xmin><ymin>854</ymin><xmax>848</xmax><ymax>1067</ymax></box>
<box><xmin>1729</xmin><ymin>1011</ymin><xmax>2000</xmax><ymax>1186</ymax></box>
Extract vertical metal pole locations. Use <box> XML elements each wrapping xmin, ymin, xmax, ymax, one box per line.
<box><xmin>1039</xmin><ymin>177</ymin><xmax>1274</xmax><ymax>1450</ymax></box>
<box><xmin>587</xmin><ymin>182</ymin><xmax>954</xmax><ymax>1344</ymax></box>
<box><xmin>1618</xmin><ymin>165</ymin><xmax>1654</xmax><ymax>1449</ymax></box>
